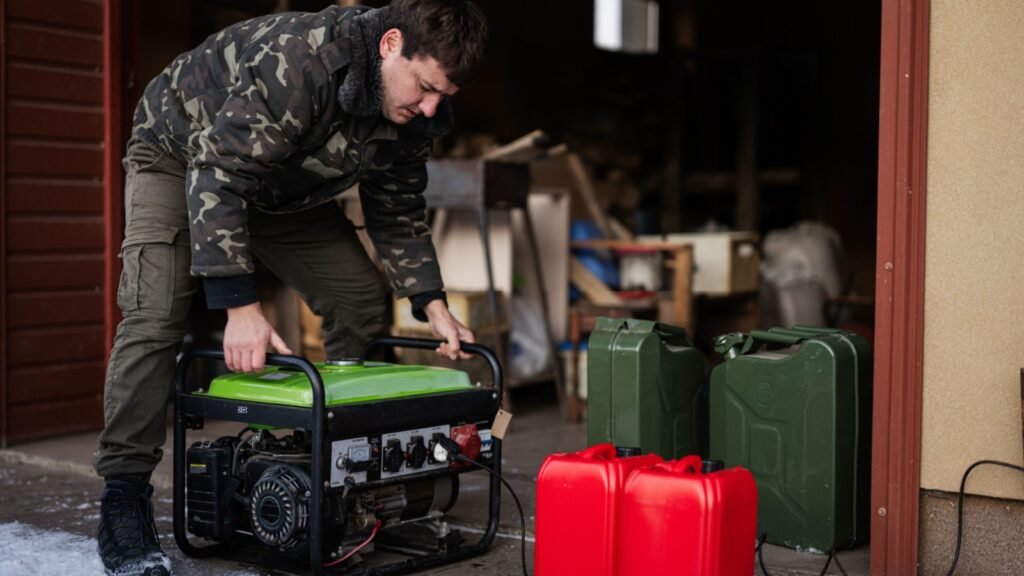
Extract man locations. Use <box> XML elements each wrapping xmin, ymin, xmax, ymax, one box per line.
<box><xmin>93</xmin><ymin>2</ymin><xmax>487</xmax><ymax>574</ymax></box>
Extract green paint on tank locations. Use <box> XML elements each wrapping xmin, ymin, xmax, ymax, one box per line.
<box><xmin>709</xmin><ymin>327</ymin><xmax>872</xmax><ymax>552</ymax></box>
<box><xmin>586</xmin><ymin>318</ymin><xmax>708</xmax><ymax>460</ymax></box>
<box><xmin>197</xmin><ymin>362</ymin><xmax>473</xmax><ymax>407</ymax></box>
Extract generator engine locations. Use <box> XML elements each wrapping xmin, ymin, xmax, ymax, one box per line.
<box><xmin>186</xmin><ymin>423</ymin><xmax>488</xmax><ymax>561</ymax></box>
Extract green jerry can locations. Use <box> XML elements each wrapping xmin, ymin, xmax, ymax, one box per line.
<box><xmin>709</xmin><ymin>328</ymin><xmax>871</xmax><ymax>552</ymax></box>
<box><xmin>768</xmin><ymin>324</ymin><xmax>873</xmax><ymax>549</ymax></box>
<box><xmin>587</xmin><ymin>317</ymin><xmax>707</xmax><ymax>460</ymax></box>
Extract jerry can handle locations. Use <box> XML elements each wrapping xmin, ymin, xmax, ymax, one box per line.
<box><xmin>578</xmin><ymin>443</ymin><xmax>618</xmax><ymax>460</ymax></box>
<box><xmin>766</xmin><ymin>327</ymin><xmax>815</xmax><ymax>339</ymax></box>
<box><xmin>717</xmin><ymin>329</ymin><xmax>809</xmax><ymax>357</ymax></box>
<box><xmin>596</xmin><ymin>317</ymin><xmax>695</xmax><ymax>347</ymax></box>
<box><xmin>651</xmin><ymin>321</ymin><xmax>695</xmax><ymax>346</ymax></box>
<box><xmin>664</xmin><ymin>454</ymin><xmax>704</xmax><ymax>475</ymax></box>
<box><xmin>790</xmin><ymin>324</ymin><xmax>839</xmax><ymax>335</ymax></box>
<box><xmin>748</xmin><ymin>329</ymin><xmax>806</xmax><ymax>345</ymax></box>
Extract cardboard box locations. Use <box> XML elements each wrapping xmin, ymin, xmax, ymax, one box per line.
<box><xmin>640</xmin><ymin>232</ymin><xmax>760</xmax><ymax>295</ymax></box>
<box><xmin>432</xmin><ymin>189</ymin><xmax>569</xmax><ymax>340</ymax></box>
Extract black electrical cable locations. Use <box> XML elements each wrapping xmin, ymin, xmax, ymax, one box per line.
<box><xmin>818</xmin><ymin>549</ymin><xmax>850</xmax><ymax>576</ymax></box>
<box><xmin>454</xmin><ymin>454</ymin><xmax>530</xmax><ymax>576</ymax></box>
<box><xmin>832</xmin><ymin>548</ymin><xmax>850</xmax><ymax>576</ymax></box>
<box><xmin>756</xmin><ymin>532</ymin><xmax>773</xmax><ymax>576</ymax></box>
<box><xmin>945</xmin><ymin>459</ymin><xmax>1024</xmax><ymax>576</ymax></box>
<box><xmin>757</xmin><ymin>532</ymin><xmax>849</xmax><ymax>576</ymax></box>
<box><xmin>817</xmin><ymin>549</ymin><xmax>833</xmax><ymax>576</ymax></box>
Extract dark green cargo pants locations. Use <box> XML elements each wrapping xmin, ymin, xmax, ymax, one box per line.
<box><xmin>93</xmin><ymin>140</ymin><xmax>387</xmax><ymax>478</ymax></box>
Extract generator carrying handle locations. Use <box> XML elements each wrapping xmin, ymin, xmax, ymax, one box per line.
<box><xmin>363</xmin><ymin>336</ymin><xmax>504</xmax><ymax>400</ymax></box>
<box><xmin>175</xmin><ymin>348</ymin><xmax>328</xmax><ymax>401</ymax></box>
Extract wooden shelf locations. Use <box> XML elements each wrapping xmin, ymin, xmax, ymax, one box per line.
<box><xmin>571</xmin><ymin>240</ymin><xmax>694</xmax><ymax>334</ymax></box>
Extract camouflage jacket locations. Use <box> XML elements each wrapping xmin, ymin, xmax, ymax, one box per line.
<box><xmin>132</xmin><ymin>5</ymin><xmax>450</xmax><ymax>299</ymax></box>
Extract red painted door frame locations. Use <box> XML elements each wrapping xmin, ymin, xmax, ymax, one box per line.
<box><xmin>872</xmin><ymin>0</ymin><xmax>930</xmax><ymax>573</ymax></box>
<box><xmin>104</xmin><ymin>0</ymin><xmax>124</xmax><ymax>354</ymax></box>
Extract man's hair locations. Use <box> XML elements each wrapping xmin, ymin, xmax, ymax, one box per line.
<box><xmin>388</xmin><ymin>0</ymin><xmax>488</xmax><ymax>87</ymax></box>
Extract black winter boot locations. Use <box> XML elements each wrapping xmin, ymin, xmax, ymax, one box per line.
<box><xmin>97</xmin><ymin>474</ymin><xmax>172</xmax><ymax>576</ymax></box>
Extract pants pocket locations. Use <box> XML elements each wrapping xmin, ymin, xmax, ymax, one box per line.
<box><xmin>118</xmin><ymin>229</ymin><xmax>180</xmax><ymax>321</ymax></box>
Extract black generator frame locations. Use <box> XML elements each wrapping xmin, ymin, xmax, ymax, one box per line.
<box><xmin>173</xmin><ymin>336</ymin><xmax>504</xmax><ymax>575</ymax></box>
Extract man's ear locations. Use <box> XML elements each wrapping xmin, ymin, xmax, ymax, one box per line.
<box><xmin>379</xmin><ymin>28</ymin><xmax>404</xmax><ymax>59</ymax></box>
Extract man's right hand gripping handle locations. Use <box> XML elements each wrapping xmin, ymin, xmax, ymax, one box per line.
<box><xmin>223</xmin><ymin>302</ymin><xmax>293</xmax><ymax>372</ymax></box>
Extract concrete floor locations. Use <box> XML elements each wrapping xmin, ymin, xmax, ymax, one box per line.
<box><xmin>0</xmin><ymin>386</ymin><xmax>868</xmax><ymax>575</ymax></box>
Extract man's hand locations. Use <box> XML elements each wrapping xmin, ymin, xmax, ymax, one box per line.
<box><xmin>423</xmin><ymin>299</ymin><xmax>475</xmax><ymax>360</ymax></box>
<box><xmin>223</xmin><ymin>302</ymin><xmax>293</xmax><ymax>372</ymax></box>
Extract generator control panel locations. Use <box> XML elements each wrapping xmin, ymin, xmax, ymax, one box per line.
<box><xmin>329</xmin><ymin>421</ymin><xmax>494</xmax><ymax>488</ymax></box>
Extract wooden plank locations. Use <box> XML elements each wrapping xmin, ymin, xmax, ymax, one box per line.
<box><xmin>7</xmin><ymin>218</ymin><xmax>104</xmax><ymax>252</ymax></box>
<box><xmin>7</xmin><ymin>0</ymin><xmax>103</xmax><ymax>32</ymax></box>
<box><xmin>7</xmin><ymin>101</ymin><xmax>104</xmax><ymax>141</ymax></box>
<box><xmin>608</xmin><ymin>216</ymin><xmax>634</xmax><ymax>241</ymax></box>
<box><xmin>7</xmin><ymin>23</ymin><xmax>103</xmax><ymax>67</ymax></box>
<box><xmin>8</xmin><ymin>361</ymin><xmax>105</xmax><ymax>403</ymax></box>
<box><xmin>483</xmin><ymin>129</ymin><xmax>550</xmax><ymax>162</ymax></box>
<box><xmin>7</xmin><ymin>325</ymin><xmax>105</xmax><ymax>366</ymax></box>
<box><xmin>7</xmin><ymin>141</ymin><xmax>104</xmax><ymax>177</ymax></box>
<box><xmin>6</xmin><ymin>396</ymin><xmax>104</xmax><ymax>444</ymax></box>
<box><xmin>566</xmin><ymin>153</ymin><xmax>617</xmax><ymax>240</ymax></box>
<box><xmin>7</xmin><ymin>254</ymin><xmax>104</xmax><ymax>290</ymax></box>
<box><xmin>7</xmin><ymin>179</ymin><xmax>103</xmax><ymax>214</ymax></box>
<box><xmin>570</xmin><ymin>257</ymin><xmax>622</xmax><ymax>306</ymax></box>
<box><xmin>7</xmin><ymin>291</ymin><xmax>104</xmax><ymax>328</ymax></box>
<box><xmin>670</xmin><ymin>245</ymin><xmax>694</xmax><ymax>334</ymax></box>
<box><xmin>572</xmin><ymin>239</ymin><xmax>692</xmax><ymax>251</ymax></box>
<box><xmin>7</xmin><ymin>63</ymin><xmax>103</xmax><ymax>104</ymax></box>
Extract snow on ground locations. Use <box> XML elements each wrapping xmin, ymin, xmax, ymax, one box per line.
<box><xmin>0</xmin><ymin>522</ymin><xmax>260</xmax><ymax>576</ymax></box>
<box><xmin>0</xmin><ymin>522</ymin><xmax>106</xmax><ymax>575</ymax></box>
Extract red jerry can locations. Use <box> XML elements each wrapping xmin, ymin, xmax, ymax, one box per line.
<box><xmin>534</xmin><ymin>443</ymin><xmax>663</xmax><ymax>576</ymax></box>
<box><xmin>619</xmin><ymin>456</ymin><xmax>758</xmax><ymax>576</ymax></box>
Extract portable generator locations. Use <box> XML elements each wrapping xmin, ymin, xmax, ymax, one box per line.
<box><xmin>173</xmin><ymin>337</ymin><xmax>503</xmax><ymax>575</ymax></box>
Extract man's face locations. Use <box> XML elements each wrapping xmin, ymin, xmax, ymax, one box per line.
<box><xmin>379</xmin><ymin>29</ymin><xmax>458</xmax><ymax>124</ymax></box>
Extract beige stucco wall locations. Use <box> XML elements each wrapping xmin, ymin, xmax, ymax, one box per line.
<box><xmin>923</xmin><ymin>0</ymin><xmax>1024</xmax><ymax>499</ymax></box>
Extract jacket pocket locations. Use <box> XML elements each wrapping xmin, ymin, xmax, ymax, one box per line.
<box><xmin>118</xmin><ymin>228</ymin><xmax>181</xmax><ymax>321</ymax></box>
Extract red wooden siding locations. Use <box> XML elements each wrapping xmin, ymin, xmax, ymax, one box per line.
<box><xmin>2</xmin><ymin>0</ymin><xmax>109</xmax><ymax>444</ymax></box>
<box><xmin>8</xmin><ymin>292</ymin><xmax>105</xmax><ymax>327</ymax></box>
